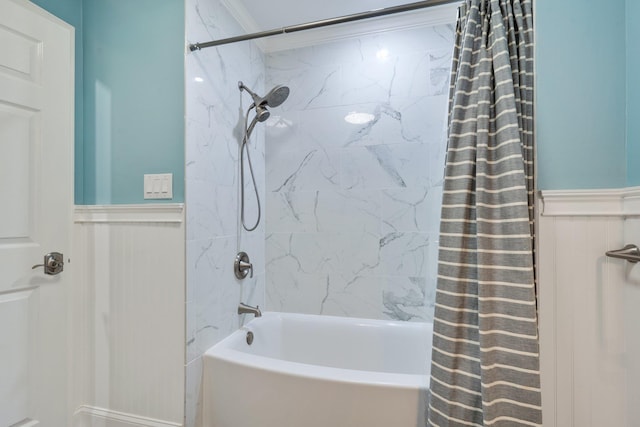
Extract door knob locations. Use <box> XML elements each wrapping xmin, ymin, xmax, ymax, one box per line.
<box><xmin>32</xmin><ymin>252</ymin><xmax>64</xmax><ymax>275</ymax></box>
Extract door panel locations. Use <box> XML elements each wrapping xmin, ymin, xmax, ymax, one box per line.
<box><xmin>0</xmin><ymin>19</ymin><xmax>43</xmax><ymax>293</ymax></box>
<box><xmin>0</xmin><ymin>104</ymin><xmax>35</xmax><ymax>238</ymax></box>
<box><xmin>0</xmin><ymin>22</ymin><xmax>42</xmax><ymax>82</ymax></box>
<box><xmin>0</xmin><ymin>0</ymin><xmax>73</xmax><ymax>425</ymax></box>
<box><xmin>0</xmin><ymin>290</ymin><xmax>32</xmax><ymax>426</ymax></box>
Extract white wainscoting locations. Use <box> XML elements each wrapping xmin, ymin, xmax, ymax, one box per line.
<box><xmin>71</xmin><ymin>205</ymin><xmax>185</xmax><ymax>427</ymax></box>
<box><xmin>538</xmin><ymin>188</ymin><xmax>640</xmax><ymax>427</ymax></box>
<box><xmin>623</xmin><ymin>216</ymin><xmax>640</xmax><ymax>425</ymax></box>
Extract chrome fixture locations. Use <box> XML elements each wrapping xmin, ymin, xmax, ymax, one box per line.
<box><xmin>238</xmin><ymin>81</ymin><xmax>290</xmax><ymax>231</ymax></box>
<box><xmin>238</xmin><ymin>302</ymin><xmax>262</xmax><ymax>318</ymax></box>
<box><xmin>239</xmin><ymin>81</ymin><xmax>290</xmax><ymax>109</ymax></box>
<box><xmin>246</xmin><ymin>331</ymin><xmax>254</xmax><ymax>345</ymax></box>
<box><xmin>32</xmin><ymin>252</ymin><xmax>64</xmax><ymax>275</ymax></box>
<box><xmin>188</xmin><ymin>0</ymin><xmax>459</xmax><ymax>51</ymax></box>
<box><xmin>234</xmin><ymin>251</ymin><xmax>253</xmax><ymax>279</ymax></box>
<box><xmin>605</xmin><ymin>244</ymin><xmax>640</xmax><ymax>263</ymax></box>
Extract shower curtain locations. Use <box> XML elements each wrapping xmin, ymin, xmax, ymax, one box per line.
<box><xmin>428</xmin><ymin>0</ymin><xmax>540</xmax><ymax>426</ymax></box>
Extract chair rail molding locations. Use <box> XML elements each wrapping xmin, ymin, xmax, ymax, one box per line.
<box><xmin>539</xmin><ymin>186</ymin><xmax>640</xmax><ymax>217</ymax></box>
<box><xmin>74</xmin><ymin>204</ymin><xmax>184</xmax><ymax>223</ymax></box>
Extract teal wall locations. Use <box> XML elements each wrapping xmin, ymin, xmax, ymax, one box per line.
<box><xmin>30</xmin><ymin>0</ymin><xmax>84</xmax><ymax>202</ymax></box>
<box><xmin>628</xmin><ymin>0</ymin><xmax>640</xmax><ymax>187</ymax></box>
<box><xmin>30</xmin><ymin>0</ymin><xmax>639</xmax><ymax>195</ymax></box>
<box><xmin>536</xmin><ymin>0</ymin><xmax>627</xmax><ymax>190</ymax></box>
<box><xmin>83</xmin><ymin>0</ymin><xmax>184</xmax><ymax>204</ymax></box>
<box><xmin>30</xmin><ymin>0</ymin><xmax>184</xmax><ymax>204</ymax></box>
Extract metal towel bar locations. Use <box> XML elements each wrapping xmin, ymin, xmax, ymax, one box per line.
<box><xmin>605</xmin><ymin>244</ymin><xmax>640</xmax><ymax>263</ymax></box>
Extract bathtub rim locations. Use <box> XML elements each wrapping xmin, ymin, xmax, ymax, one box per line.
<box><xmin>204</xmin><ymin>312</ymin><xmax>432</xmax><ymax>391</ymax></box>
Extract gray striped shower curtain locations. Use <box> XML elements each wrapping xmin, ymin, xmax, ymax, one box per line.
<box><xmin>428</xmin><ymin>0</ymin><xmax>541</xmax><ymax>426</ymax></box>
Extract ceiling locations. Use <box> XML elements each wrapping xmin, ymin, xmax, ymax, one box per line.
<box><xmin>218</xmin><ymin>0</ymin><xmax>458</xmax><ymax>52</ymax></box>
<box><xmin>232</xmin><ymin>0</ymin><xmax>432</xmax><ymax>31</ymax></box>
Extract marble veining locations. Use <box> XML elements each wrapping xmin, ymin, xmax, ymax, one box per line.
<box><xmin>367</xmin><ymin>145</ymin><xmax>408</xmax><ymax>187</ymax></box>
<box><xmin>383</xmin><ymin>276</ymin><xmax>432</xmax><ymax>322</ymax></box>
<box><xmin>273</xmin><ymin>150</ymin><xmax>318</xmax><ymax>192</ymax></box>
<box><xmin>345</xmin><ymin>102</ymin><xmax>423</xmax><ymax>147</ymax></box>
<box><xmin>265</xmin><ymin>23</ymin><xmax>453</xmax><ymax>323</ymax></box>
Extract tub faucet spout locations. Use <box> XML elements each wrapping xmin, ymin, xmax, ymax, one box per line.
<box><xmin>238</xmin><ymin>302</ymin><xmax>262</xmax><ymax>317</ymax></box>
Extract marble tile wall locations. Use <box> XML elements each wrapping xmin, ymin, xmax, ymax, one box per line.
<box><xmin>185</xmin><ymin>0</ymin><xmax>266</xmax><ymax>425</ymax></box>
<box><xmin>185</xmin><ymin>5</ymin><xmax>454</xmax><ymax>423</ymax></box>
<box><xmin>264</xmin><ymin>25</ymin><xmax>454</xmax><ymax>323</ymax></box>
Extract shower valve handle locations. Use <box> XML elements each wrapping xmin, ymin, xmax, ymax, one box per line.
<box><xmin>234</xmin><ymin>252</ymin><xmax>253</xmax><ymax>279</ymax></box>
<box><xmin>239</xmin><ymin>260</ymin><xmax>253</xmax><ymax>278</ymax></box>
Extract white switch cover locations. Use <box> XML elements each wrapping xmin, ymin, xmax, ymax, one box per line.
<box><xmin>144</xmin><ymin>173</ymin><xmax>173</xmax><ymax>199</ymax></box>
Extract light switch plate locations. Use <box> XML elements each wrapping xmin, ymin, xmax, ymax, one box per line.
<box><xmin>144</xmin><ymin>173</ymin><xmax>173</xmax><ymax>199</ymax></box>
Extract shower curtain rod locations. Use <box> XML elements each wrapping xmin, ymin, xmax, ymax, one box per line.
<box><xmin>188</xmin><ymin>0</ymin><xmax>460</xmax><ymax>51</ymax></box>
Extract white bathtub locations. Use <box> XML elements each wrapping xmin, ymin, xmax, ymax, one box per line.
<box><xmin>202</xmin><ymin>312</ymin><xmax>432</xmax><ymax>427</ymax></box>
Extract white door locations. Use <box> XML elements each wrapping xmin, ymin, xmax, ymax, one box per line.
<box><xmin>0</xmin><ymin>0</ymin><xmax>73</xmax><ymax>425</ymax></box>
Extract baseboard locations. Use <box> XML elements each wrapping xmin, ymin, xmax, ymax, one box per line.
<box><xmin>11</xmin><ymin>420</ymin><xmax>39</xmax><ymax>427</ymax></box>
<box><xmin>73</xmin><ymin>406</ymin><xmax>182</xmax><ymax>427</ymax></box>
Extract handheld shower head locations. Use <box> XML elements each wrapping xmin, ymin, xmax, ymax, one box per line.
<box><xmin>238</xmin><ymin>81</ymin><xmax>290</xmax><ymax>108</ymax></box>
<box><xmin>237</xmin><ymin>81</ymin><xmax>290</xmax><ymax>232</ymax></box>
<box><xmin>245</xmin><ymin>105</ymin><xmax>271</xmax><ymax>145</ymax></box>
<box><xmin>254</xmin><ymin>105</ymin><xmax>270</xmax><ymax>122</ymax></box>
